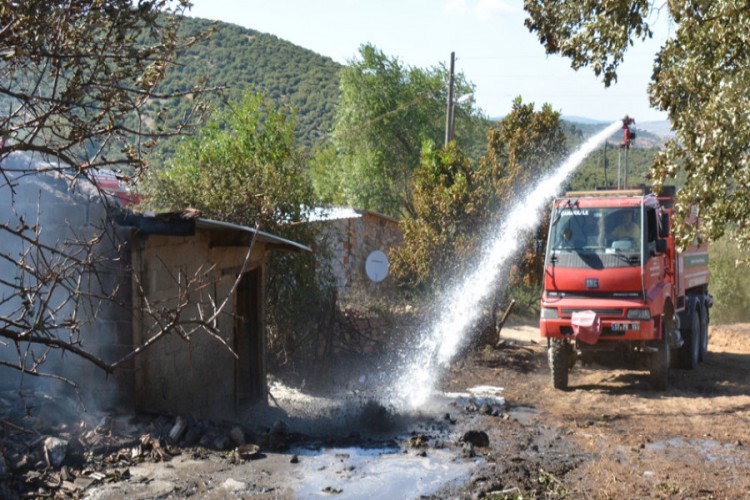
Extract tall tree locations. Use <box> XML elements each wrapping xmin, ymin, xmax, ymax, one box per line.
<box><xmin>392</xmin><ymin>99</ymin><xmax>568</xmax><ymax>295</ymax></box>
<box><xmin>524</xmin><ymin>0</ymin><xmax>750</xmax><ymax>250</ymax></box>
<box><xmin>391</xmin><ymin>141</ymin><xmax>476</xmax><ymax>289</ymax></box>
<box><xmin>144</xmin><ymin>91</ymin><xmax>314</xmax><ymax>230</ymax></box>
<box><xmin>321</xmin><ymin>44</ymin><xmax>484</xmax><ymax>218</ymax></box>
<box><xmin>477</xmin><ymin>98</ymin><xmax>568</xmax><ymax>295</ymax></box>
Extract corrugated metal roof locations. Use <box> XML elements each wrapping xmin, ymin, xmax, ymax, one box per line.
<box><xmin>117</xmin><ymin>212</ymin><xmax>311</xmax><ymax>253</ymax></box>
<box><xmin>304</xmin><ymin>206</ymin><xmax>399</xmax><ymax>224</ymax></box>
<box><xmin>195</xmin><ymin>219</ymin><xmax>311</xmax><ymax>253</ymax></box>
<box><xmin>305</xmin><ymin>206</ymin><xmax>362</xmax><ymax>222</ymax></box>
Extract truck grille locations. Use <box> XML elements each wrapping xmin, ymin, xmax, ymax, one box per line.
<box><xmin>561</xmin><ymin>308</ymin><xmax>623</xmax><ymax>318</ymax></box>
<box><xmin>552</xmin><ymin>253</ymin><xmax>639</xmax><ymax>269</ymax></box>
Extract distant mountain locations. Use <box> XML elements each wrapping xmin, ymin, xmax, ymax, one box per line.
<box><xmin>637</xmin><ymin>120</ymin><xmax>674</xmax><ymax>138</ymax></box>
<box><xmin>561</xmin><ymin>118</ymin><xmax>668</xmax><ymax>150</ymax></box>
<box><xmin>561</xmin><ymin>115</ymin><xmax>607</xmax><ymax>125</ymax></box>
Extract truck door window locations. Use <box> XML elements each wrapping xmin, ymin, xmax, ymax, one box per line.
<box><xmin>646</xmin><ymin>208</ymin><xmax>657</xmax><ymax>255</ymax></box>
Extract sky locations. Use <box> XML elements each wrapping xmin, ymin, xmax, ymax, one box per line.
<box><xmin>187</xmin><ymin>0</ymin><xmax>674</xmax><ymax>123</ymax></box>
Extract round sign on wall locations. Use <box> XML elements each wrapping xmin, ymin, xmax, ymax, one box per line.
<box><xmin>365</xmin><ymin>250</ymin><xmax>389</xmax><ymax>282</ymax></box>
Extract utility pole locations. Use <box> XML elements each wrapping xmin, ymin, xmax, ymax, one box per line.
<box><xmin>603</xmin><ymin>140</ymin><xmax>609</xmax><ymax>187</ymax></box>
<box><xmin>444</xmin><ymin>51</ymin><xmax>455</xmax><ymax>146</ymax></box>
<box><xmin>620</xmin><ymin>116</ymin><xmax>635</xmax><ymax>189</ymax></box>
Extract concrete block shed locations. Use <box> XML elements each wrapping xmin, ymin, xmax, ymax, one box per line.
<box><xmin>0</xmin><ymin>155</ymin><xmax>311</xmax><ymax>421</ymax></box>
<box><xmin>119</xmin><ymin>215</ymin><xmax>310</xmax><ymax>420</ymax></box>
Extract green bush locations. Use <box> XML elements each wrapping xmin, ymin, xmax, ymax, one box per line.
<box><xmin>709</xmin><ymin>239</ymin><xmax>750</xmax><ymax>324</ymax></box>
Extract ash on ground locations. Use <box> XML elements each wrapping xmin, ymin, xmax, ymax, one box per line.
<box><xmin>0</xmin><ymin>376</ymin><xmax>503</xmax><ymax>498</ymax></box>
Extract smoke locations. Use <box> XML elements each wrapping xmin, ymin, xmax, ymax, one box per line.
<box><xmin>0</xmin><ymin>152</ymin><xmax>130</xmax><ymax>415</ymax></box>
<box><xmin>388</xmin><ymin>121</ymin><xmax>624</xmax><ymax>410</ymax></box>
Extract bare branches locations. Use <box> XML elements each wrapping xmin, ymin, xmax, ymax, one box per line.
<box><xmin>0</xmin><ymin>1</ymin><xmax>260</xmax><ymax>409</ymax></box>
<box><xmin>0</xmin><ymin>0</ymin><xmax>219</xmax><ymax>178</ymax></box>
<box><xmin>111</xmin><ymin>232</ymin><xmax>260</xmax><ymax>370</ymax></box>
<box><xmin>1</xmin><ymin>187</ymin><xmax>259</xmax><ymax>399</ymax></box>
<box><xmin>0</xmin><ymin>331</ymin><xmax>111</xmax><ymax>374</ymax></box>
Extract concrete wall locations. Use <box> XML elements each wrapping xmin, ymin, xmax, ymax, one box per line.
<box><xmin>316</xmin><ymin>211</ymin><xmax>402</xmax><ymax>305</ymax></box>
<box><xmin>132</xmin><ymin>230</ymin><xmax>267</xmax><ymax>420</ymax></box>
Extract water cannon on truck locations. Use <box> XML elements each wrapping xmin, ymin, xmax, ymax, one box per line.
<box><xmin>539</xmin><ymin>116</ymin><xmax>712</xmax><ymax>390</ymax></box>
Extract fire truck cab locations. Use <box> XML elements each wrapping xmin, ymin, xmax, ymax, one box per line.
<box><xmin>540</xmin><ymin>187</ymin><xmax>711</xmax><ymax>390</ymax></box>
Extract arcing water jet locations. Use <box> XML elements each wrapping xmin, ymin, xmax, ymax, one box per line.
<box><xmin>389</xmin><ymin>120</ymin><xmax>625</xmax><ymax>410</ymax></box>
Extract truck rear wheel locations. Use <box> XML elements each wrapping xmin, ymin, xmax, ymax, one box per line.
<box><xmin>699</xmin><ymin>301</ymin><xmax>709</xmax><ymax>361</ymax></box>
<box><xmin>650</xmin><ymin>333</ymin><xmax>670</xmax><ymax>391</ymax></box>
<box><xmin>549</xmin><ymin>339</ymin><xmax>570</xmax><ymax>390</ymax></box>
<box><xmin>678</xmin><ymin>307</ymin><xmax>700</xmax><ymax>370</ymax></box>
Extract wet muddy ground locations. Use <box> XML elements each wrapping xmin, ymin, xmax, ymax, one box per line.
<box><xmin>2</xmin><ymin>322</ymin><xmax>749</xmax><ymax>498</ymax></box>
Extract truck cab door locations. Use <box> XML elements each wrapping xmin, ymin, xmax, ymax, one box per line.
<box><xmin>644</xmin><ymin>207</ymin><xmax>666</xmax><ymax>293</ymax></box>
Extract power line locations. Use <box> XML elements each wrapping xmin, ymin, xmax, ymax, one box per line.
<box><xmin>458</xmin><ymin>50</ymin><xmax>660</xmax><ymax>61</ymax></box>
<box><xmin>468</xmin><ymin>74</ymin><xmax>653</xmax><ymax>79</ymax></box>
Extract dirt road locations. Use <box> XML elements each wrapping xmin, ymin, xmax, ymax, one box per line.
<box><xmin>441</xmin><ymin>322</ymin><xmax>750</xmax><ymax>498</ymax></box>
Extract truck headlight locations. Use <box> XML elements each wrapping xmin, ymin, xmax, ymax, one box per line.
<box><xmin>626</xmin><ymin>308</ymin><xmax>651</xmax><ymax>320</ymax></box>
<box><xmin>540</xmin><ymin>307</ymin><xmax>559</xmax><ymax>319</ymax></box>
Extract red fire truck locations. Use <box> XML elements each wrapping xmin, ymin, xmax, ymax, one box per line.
<box><xmin>539</xmin><ymin>185</ymin><xmax>711</xmax><ymax>390</ymax></box>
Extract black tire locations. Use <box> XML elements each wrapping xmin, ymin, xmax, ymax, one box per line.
<box><xmin>650</xmin><ymin>333</ymin><xmax>670</xmax><ymax>391</ymax></box>
<box><xmin>699</xmin><ymin>301</ymin><xmax>709</xmax><ymax>361</ymax></box>
<box><xmin>678</xmin><ymin>307</ymin><xmax>700</xmax><ymax>370</ymax></box>
<box><xmin>549</xmin><ymin>339</ymin><xmax>570</xmax><ymax>390</ymax></box>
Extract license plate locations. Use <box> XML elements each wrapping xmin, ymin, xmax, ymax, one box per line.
<box><xmin>611</xmin><ymin>322</ymin><xmax>640</xmax><ymax>331</ymax></box>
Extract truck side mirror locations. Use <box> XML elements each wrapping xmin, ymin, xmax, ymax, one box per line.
<box><xmin>655</xmin><ymin>239</ymin><xmax>668</xmax><ymax>254</ymax></box>
<box><xmin>659</xmin><ymin>213</ymin><xmax>670</xmax><ymax>238</ymax></box>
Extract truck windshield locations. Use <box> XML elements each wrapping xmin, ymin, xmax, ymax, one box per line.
<box><xmin>549</xmin><ymin>206</ymin><xmax>641</xmax><ymax>255</ymax></box>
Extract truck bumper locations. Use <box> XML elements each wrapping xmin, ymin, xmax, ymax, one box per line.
<box><xmin>540</xmin><ymin>318</ymin><xmax>657</xmax><ymax>342</ymax></box>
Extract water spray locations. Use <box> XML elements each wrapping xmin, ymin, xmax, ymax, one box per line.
<box><xmin>389</xmin><ymin>119</ymin><xmax>626</xmax><ymax>410</ymax></box>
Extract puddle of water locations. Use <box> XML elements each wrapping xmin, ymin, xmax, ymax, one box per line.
<box><xmin>253</xmin><ymin>383</ymin><xmax>509</xmax><ymax>498</ymax></box>
<box><xmin>507</xmin><ymin>406</ymin><xmax>539</xmax><ymax>425</ymax></box>
<box><xmin>440</xmin><ymin>385</ymin><xmax>507</xmax><ymax>410</ymax></box>
<box><xmin>291</xmin><ymin>446</ymin><xmax>477</xmax><ymax>499</ymax></box>
<box><xmin>645</xmin><ymin>438</ymin><xmax>746</xmax><ymax>465</ymax></box>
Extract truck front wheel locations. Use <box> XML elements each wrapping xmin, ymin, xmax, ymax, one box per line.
<box><xmin>650</xmin><ymin>333</ymin><xmax>670</xmax><ymax>391</ymax></box>
<box><xmin>549</xmin><ymin>339</ymin><xmax>570</xmax><ymax>390</ymax></box>
<box><xmin>699</xmin><ymin>301</ymin><xmax>709</xmax><ymax>361</ymax></box>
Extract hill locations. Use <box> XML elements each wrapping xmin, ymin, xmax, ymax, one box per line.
<box><xmin>561</xmin><ymin>118</ymin><xmax>665</xmax><ymax>191</ymax></box>
<box><xmin>637</xmin><ymin>120</ymin><xmax>674</xmax><ymax>138</ymax></box>
<box><xmin>561</xmin><ymin>115</ymin><xmax>607</xmax><ymax>125</ymax></box>
<box><xmin>562</xmin><ymin>119</ymin><xmax>667</xmax><ymax>150</ymax></box>
<box><xmin>145</xmin><ymin>16</ymin><xmax>343</xmax><ymax>162</ymax></box>
<box><xmin>3</xmin><ymin>12</ymin><xmax>671</xmax><ymax>180</ymax></box>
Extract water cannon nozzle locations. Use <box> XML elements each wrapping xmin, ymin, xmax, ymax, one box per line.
<box><xmin>620</xmin><ymin>115</ymin><xmax>636</xmax><ymax>148</ymax></box>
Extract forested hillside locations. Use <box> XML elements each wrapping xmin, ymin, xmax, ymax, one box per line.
<box><xmin>146</xmin><ymin>16</ymin><xmax>343</xmax><ymax>160</ymax></box>
<box><xmin>1</xmin><ymin>9</ymin><xmax>665</xmax><ymax>183</ymax></box>
<box><xmin>563</xmin><ymin>121</ymin><xmax>667</xmax><ymax>191</ymax></box>
<box><xmin>2</xmin><ymin>10</ymin><xmax>667</xmax><ymax>181</ymax></box>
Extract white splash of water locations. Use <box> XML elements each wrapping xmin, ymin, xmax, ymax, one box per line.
<box><xmin>390</xmin><ymin>120</ymin><xmax>624</xmax><ymax>410</ymax></box>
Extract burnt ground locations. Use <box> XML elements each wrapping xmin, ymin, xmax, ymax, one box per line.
<box><xmin>1</xmin><ymin>323</ymin><xmax>749</xmax><ymax>498</ymax></box>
